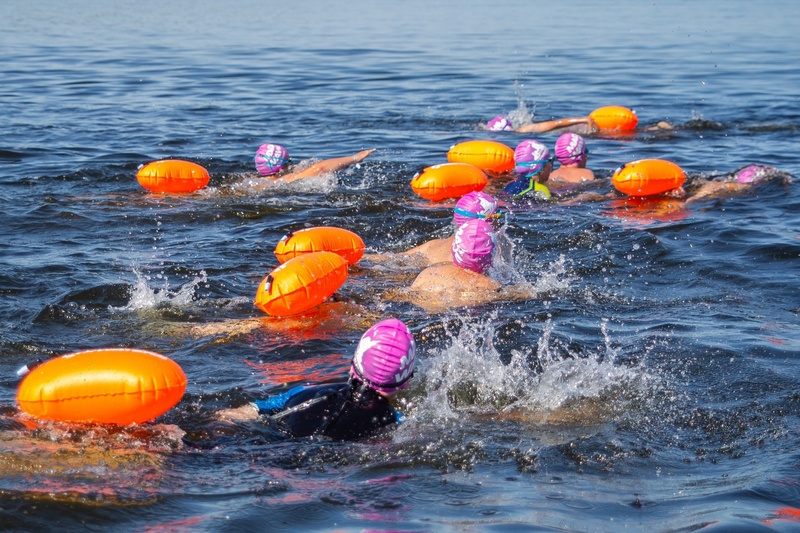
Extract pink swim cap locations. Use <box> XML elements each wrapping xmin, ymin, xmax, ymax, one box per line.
<box><xmin>453</xmin><ymin>191</ymin><xmax>500</xmax><ymax>228</ymax></box>
<box><xmin>451</xmin><ymin>219</ymin><xmax>495</xmax><ymax>273</ymax></box>
<box><xmin>513</xmin><ymin>140</ymin><xmax>552</xmax><ymax>176</ymax></box>
<box><xmin>254</xmin><ymin>143</ymin><xmax>289</xmax><ymax>176</ymax></box>
<box><xmin>487</xmin><ymin>116</ymin><xmax>513</xmax><ymax>132</ymax></box>
<box><xmin>351</xmin><ymin>318</ymin><xmax>416</xmax><ymax>393</ymax></box>
<box><xmin>733</xmin><ymin>164</ymin><xmax>773</xmax><ymax>184</ymax></box>
<box><xmin>554</xmin><ymin>133</ymin><xmax>587</xmax><ymax>165</ymax></box>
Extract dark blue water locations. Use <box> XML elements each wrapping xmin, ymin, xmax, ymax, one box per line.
<box><xmin>2</xmin><ymin>0</ymin><xmax>800</xmax><ymax>531</ymax></box>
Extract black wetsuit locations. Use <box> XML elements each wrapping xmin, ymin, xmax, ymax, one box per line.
<box><xmin>253</xmin><ymin>380</ymin><xmax>402</xmax><ymax>441</ymax></box>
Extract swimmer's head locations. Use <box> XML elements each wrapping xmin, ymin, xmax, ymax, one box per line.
<box><xmin>452</xmin><ymin>219</ymin><xmax>495</xmax><ymax>274</ymax></box>
<box><xmin>453</xmin><ymin>191</ymin><xmax>500</xmax><ymax>228</ymax></box>
<box><xmin>487</xmin><ymin>116</ymin><xmax>513</xmax><ymax>132</ymax></box>
<box><xmin>733</xmin><ymin>164</ymin><xmax>775</xmax><ymax>184</ymax></box>
<box><xmin>514</xmin><ymin>140</ymin><xmax>552</xmax><ymax>177</ymax></box>
<box><xmin>554</xmin><ymin>133</ymin><xmax>588</xmax><ymax>166</ymax></box>
<box><xmin>351</xmin><ymin>318</ymin><xmax>416</xmax><ymax>395</ymax></box>
<box><xmin>254</xmin><ymin>143</ymin><xmax>290</xmax><ymax>176</ymax></box>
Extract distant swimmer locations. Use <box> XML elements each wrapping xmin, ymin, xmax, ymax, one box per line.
<box><xmin>365</xmin><ymin>191</ymin><xmax>502</xmax><ymax>268</ymax></box>
<box><xmin>565</xmin><ymin>164</ymin><xmax>790</xmax><ymax>207</ymax></box>
<box><xmin>487</xmin><ymin>114</ymin><xmax>598</xmax><ymax>136</ymax></box>
<box><xmin>684</xmin><ymin>164</ymin><xmax>790</xmax><ymax>204</ymax></box>
<box><xmin>487</xmin><ymin>114</ymin><xmax>673</xmax><ymax>136</ymax></box>
<box><xmin>390</xmin><ymin>218</ymin><xmax>533</xmax><ymax>313</ymax></box>
<box><xmin>548</xmin><ymin>133</ymin><xmax>595</xmax><ymax>185</ymax></box>
<box><xmin>183</xmin><ymin>300</ymin><xmax>380</xmax><ymax>340</ymax></box>
<box><xmin>502</xmin><ymin>140</ymin><xmax>553</xmax><ymax>200</ymax></box>
<box><xmin>251</xmin><ymin>143</ymin><xmax>375</xmax><ymax>188</ymax></box>
<box><xmin>216</xmin><ymin>318</ymin><xmax>416</xmax><ymax>441</ymax></box>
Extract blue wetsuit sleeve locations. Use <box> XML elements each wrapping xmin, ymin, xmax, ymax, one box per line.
<box><xmin>394</xmin><ymin>408</ymin><xmax>405</xmax><ymax>425</ymax></box>
<box><xmin>253</xmin><ymin>386</ymin><xmax>307</xmax><ymax>414</ymax></box>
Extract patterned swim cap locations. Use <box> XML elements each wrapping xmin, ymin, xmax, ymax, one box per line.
<box><xmin>554</xmin><ymin>133</ymin><xmax>587</xmax><ymax>166</ymax></box>
<box><xmin>254</xmin><ymin>143</ymin><xmax>290</xmax><ymax>176</ymax></box>
<box><xmin>351</xmin><ymin>318</ymin><xmax>416</xmax><ymax>393</ymax></box>
<box><xmin>453</xmin><ymin>191</ymin><xmax>500</xmax><ymax>228</ymax></box>
<box><xmin>487</xmin><ymin>116</ymin><xmax>513</xmax><ymax>132</ymax></box>
<box><xmin>733</xmin><ymin>164</ymin><xmax>774</xmax><ymax>184</ymax></box>
<box><xmin>513</xmin><ymin>140</ymin><xmax>552</xmax><ymax>176</ymax></box>
<box><xmin>451</xmin><ymin>219</ymin><xmax>495</xmax><ymax>273</ymax></box>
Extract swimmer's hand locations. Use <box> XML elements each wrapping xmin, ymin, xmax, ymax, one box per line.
<box><xmin>353</xmin><ymin>149</ymin><xmax>376</xmax><ymax>163</ymax></box>
<box><xmin>217</xmin><ymin>403</ymin><xmax>260</xmax><ymax>422</ymax></box>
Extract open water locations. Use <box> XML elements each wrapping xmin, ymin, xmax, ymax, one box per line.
<box><xmin>1</xmin><ymin>0</ymin><xmax>799</xmax><ymax>531</ymax></box>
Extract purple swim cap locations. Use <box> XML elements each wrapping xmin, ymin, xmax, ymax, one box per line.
<box><xmin>554</xmin><ymin>133</ymin><xmax>587</xmax><ymax>166</ymax></box>
<box><xmin>254</xmin><ymin>143</ymin><xmax>289</xmax><ymax>176</ymax></box>
<box><xmin>733</xmin><ymin>164</ymin><xmax>772</xmax><ymax>184</ymax></box>
<box><xmin>514</xmin><ymin>140</ymin><xmax>552</xmax><ymax>176</ymax></box>
<box><xmin>351</xmin><ymin>318</ymin><xmax>416</xmax><ymax>393</ymax></box>
<box><xmin>453</xmin><ymin>191</ymin><xmax>500</xmax><ymax>228</ymax></box>
<box><xmin>487</xmin><ymin>116</ymin><xmax>513</xmax><ymax>132</ymax></box>
<box><xmin>451</xmin><ymin>219</ymin><xmax>495</xmax><ymax>273</ymax></box>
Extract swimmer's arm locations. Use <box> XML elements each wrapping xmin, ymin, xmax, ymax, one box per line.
<box><xmin>280</xmin><ymin>149</ymin><xmax>376</xmax><ymax>183</ymax></box>
<box><xmin>216</xmin><ymin>403</ymin><xmax>260</xmax><ymax>421</ymax></box>
<box><xmin>643</xmin><ymin>121</ymin><xmax>674</xmax><ymax>131</ymax></box>
<box><xmin>558</xmin><ymin>190</ymin><xmax>615</xmax><ymax>205</ymax></box>
<box><xmin>189</xmin><ymin>318</ymin><xmax>264</xmax><ymax>337</ymax></box>
<box><xmin>685</xmin><ymin>181</ymin><xmax>745</xmax><ymax>203</ymax></box>
<box><xmin>515</xmin><ymin>117</ymin><xmax>597</xmax><ymax>134</ymax></box>
<box><xmin>216</xmin><ymin>386</ymin><xmax>307</xmax><ymax>421</ymax></box>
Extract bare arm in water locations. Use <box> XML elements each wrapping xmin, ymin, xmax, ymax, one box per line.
<box><xmin>515</xmin><ymin>117</ymin><xmax>598</xmax><ymax>134</ymax></box>
<box><xmin>281</xmin><ymin>149</ymin><xmax>375</xmax><ymax>183</ymax></box>
<box><xmin>250</xmin><ymin>149</ymin><xmax>376</xmax><ymax>191</ymax></box>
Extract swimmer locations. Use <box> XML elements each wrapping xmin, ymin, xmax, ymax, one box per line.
<box><xmin>252</xmin><ymin>143</ymin><xmax>375</xmax><ymax>188</ymax></box>
<box><xmin>365</xmin><ymin>191</ymin><xmax>501</xmax><ymax>267</ymax></box>
<box><xmin>180</xmin><ymin>300</ymin><xmax>380</xmax><ymax>341</ymax></box>
<box><xmin>565</xmin><ymin>163</ymin><xmax>789</xmax><ymax>206</ymax></box>
<box><xmin>548</xmin><ymin>133</ymin><xmax>595</xmax><ymax>185</ymax></box>
<box><xmin>487</xmin><ymin>115</ymin><xmax>673</xmax><ymax>136</ymax></box>
<box><xmin>502</xmin><ymin>140</ymin><xmax>553</xmax><ymax>200</ymax></box>
<box><xmin>684</xmin><ymin>164</ymin><xmax>788</xmax><ymax>204</ymax></box>
<box><xmin>216</xmin><ymin>318</ymin><xmax>416</xmax><ymax>441</ymax></box>
<box><xmin>487</xmin><ymin>114</ymin><xmax>598</xmax><ymax>136</ymax></box>
<box><xmin>390</xmin><ymin>218</ymin><xmax>532</xmax><ymax>313</ymax></box>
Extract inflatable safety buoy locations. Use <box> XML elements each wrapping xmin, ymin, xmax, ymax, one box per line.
<box><xmin>589</xmin><ymin>106</ymin><xmax>639</xmax><ymax>131</ymax></box>
<box><xmin>255</xmin><ymin>251</ymin><xmax>348</xmax><ymax>316</ymax></box>
<box><xmin>612</xmin><ymin>159</ymin><xmax>686</xmax><ymax>196</ymax></box>
<box><xmin>274</xmin><ymin>227</ymin><xmax>365</xmax><ymax>265</ymax></box>
<box><xmin>17</xmin><ymin>348</ymin><xmax>187</xmax><ymax>425</ymax></box>
<box><xmin>410</xmin><ymin>163</ymin><xmax>488</xmax><ymax>202</ymax></box>
<box><xmin>136</xmin><ymin>159</ymin><xmax>210</xmax><ymax>193</ymax></box>
<box><xmin>447</xmin><ymin>140</ymin><xmax>515</xmax><ymax>174</ymax></box>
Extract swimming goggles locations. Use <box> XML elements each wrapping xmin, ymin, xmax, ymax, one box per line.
<box><xmin>515</xmin><ymin>157</ymin><xmax>554</xmax><ymax>178</ymax></box>
<box><xmin>453</xmin><ymin>206</ymin><xmax>503</xmax><ymax>221</ymax></box>
<box><xmin>254</xmin><ymin>155</ymin><xmax>291</xmax><ymax>166</ymax></box>
<box><xmin>350</xmin><ymin>363</ymin><xmax>414</xmax><ymax>392</ymax></box>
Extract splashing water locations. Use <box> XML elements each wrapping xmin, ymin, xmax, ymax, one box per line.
<box><xmin>408</xmin><ymin>314</ymin><xmax>655</xmax><ymax>430</ymax></box>
<box><xmin>120</xmin><ymin>269</ymin><xmax>208</xmax><ymax>311</ymax></box>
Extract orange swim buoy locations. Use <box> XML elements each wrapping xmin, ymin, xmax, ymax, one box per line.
<box><xmin>136</xmin><ymin>159</ymin><xmax>210</xmax><ymax>193</ymax></box>
<box><xmin>612</xmin><ymin>159</ymin><xmax>686</xmax><ymax>196</ymax></box>
<box><xmin>410</xmin><ymin>163</ymin><xmax>488</xmax><ymax>202</ymax></box>
<box><xmin>274</xmin><ymin>226</ymin><xmax>365</xmax><ymax>265</ymax></box>
<box><xmin>447</xmin><ymin>140</ymin><xmax>515</xmax><ymax>174</ymax></box>
<box><xmin>255</xmin><ymin>251</ymin><xmax>348</xmax><ymax>316</ymax></box>
<box><xmin>17</xmin><ymin>348</ymin><xmax>187</xmax><ymax>425</ymax></box>
<box><xmin>589</xmin><ymin>106</ymin><xmax>639</xmax><ymax>131</ymax></box>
